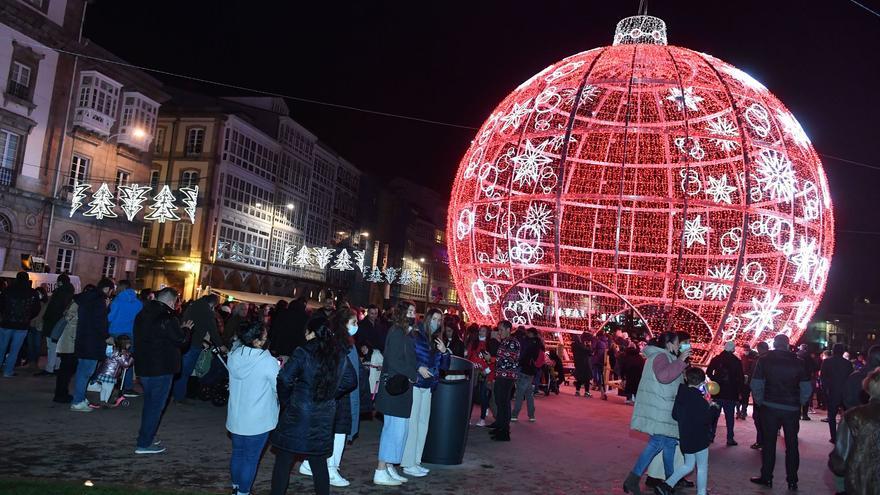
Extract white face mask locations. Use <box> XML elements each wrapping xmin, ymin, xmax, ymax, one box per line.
<box><xmin>430</xmin><ymin>320</ymin><xmax>440</xmax><ymax>331</ymax></box>
<box><xmin>347</xmin><ymin>323</ymin><xmax>358</xmax><ymax>336</ymax></box>
<box><xmin>479</xmin><ymin>335</ymin><xmax>486</xmax><ymax>341</ymax></box>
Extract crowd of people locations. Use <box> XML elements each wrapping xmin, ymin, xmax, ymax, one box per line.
<box><xmin>1</xmin><ymin>270</ymin><xmax>878</xmax><ymax>495</ymax></box>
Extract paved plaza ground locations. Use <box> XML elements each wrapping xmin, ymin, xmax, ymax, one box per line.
<box><xmin>0</xmin><ymin>373</ymin><xmax>839</xmax><ymax>494</ymax></box>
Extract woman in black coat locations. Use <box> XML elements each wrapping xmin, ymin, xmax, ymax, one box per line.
<box><xmin>619</xmin><ymin>346</ymin><xmax>645</xmax><ymax>404</ymax></box>
<box><xmin>269</xmin><ymin>318</ymin><xmax>357</xmax><ymax>495</ymax></box>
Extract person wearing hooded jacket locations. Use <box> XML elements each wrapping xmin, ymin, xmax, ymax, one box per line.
<box><xmin>108</xmin><ymin>280</ymin><xmax>143</xmax><ymax>392</ymax></box>
<box><xmin>623</xmin><ymin>331</ymin><xmax>691</xmax><ymax>495</ymax></box>
<box><xmin>70</xmin><ymin>278</ymin><xmax>115</xmax><ymax>412</ymax></box>
<box><xmin>0</xmin><ymin>271</ymin><xmax>41</xmax><ymax>377</ymax></box>
<box><xmin>172</xmin><ymin>294</ymin><xmax>223</xmax><ymax>402</ymax></box>
<box><xmin>226</xmin><ymin>321</ymin><xmax>280</xmax><ymax>495</ymax></box>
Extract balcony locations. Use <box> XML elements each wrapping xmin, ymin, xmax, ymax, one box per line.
<box><xmin>73</xmin><ymin>107</ymin><xmax>114</xmax><ymax>136</ymax></box>
<box><xmin>0</xmin><ymin>167</ymin><xmax>13</xmax><ymax>187</ymax></box>
<box><xmin>163</xmin><ymin>243</ymin><xmax>192</xmax><ymax>256</ymax></box>
<box><xmin>6</xmin><ymin>80</ymin><xmax>29</xmax><ymax>100</ymax></box>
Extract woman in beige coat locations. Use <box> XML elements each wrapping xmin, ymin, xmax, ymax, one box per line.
<box><xmin>53</xmin><ymin>301</ymin><xmax>79</xmax><ymax>403</ymax></box>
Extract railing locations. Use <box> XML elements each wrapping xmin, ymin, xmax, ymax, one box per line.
<box><xmin>72</xmin><ymin>107</ymin><xmax>114</xmax><ymax>136</ymax></box>
<box><xmin>6</xmin><ymin>80</ymin><xmax>29</xmax><ymax>100</ymax></box>
<box><xmin>0</xmin><ymin>167</ymin><xmax>13</xmax><ymax>186</ymax></box>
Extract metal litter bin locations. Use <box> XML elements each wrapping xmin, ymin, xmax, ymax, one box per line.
<box><xmin>421</xmin><ymin>355</ymin><xmax>477</xmax><ymax>465</ymax></box>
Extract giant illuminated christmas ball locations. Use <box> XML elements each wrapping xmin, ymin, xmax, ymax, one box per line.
<box><xmin>447</xmin><ymin>16</ymin><xmax>834</xmax><ymax>364</ymax></box>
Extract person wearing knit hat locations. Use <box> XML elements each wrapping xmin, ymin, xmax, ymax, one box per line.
<box><xmin>706</xmin><ymin>340</ymin><xmax>745</xmax><ymax>446</ymax></box>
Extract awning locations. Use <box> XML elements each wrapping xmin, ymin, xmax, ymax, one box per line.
<box><xmin>210</xmin><ymin>288</ymin><xmax>294</xmax><ymax>306</ymax></box>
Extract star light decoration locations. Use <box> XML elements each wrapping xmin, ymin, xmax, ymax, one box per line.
<box><xmin>446</xmin><ymin>15</ymin><xmax>834</xmax><ymax>365</ymax></box>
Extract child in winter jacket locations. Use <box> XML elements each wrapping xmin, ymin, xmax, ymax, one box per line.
<box><xmin>655</xmin><ymin>367</ymin><xmax>716</xmax><ymax>495</ymax></box>
<box><xmin>94</xmin><ymin>335</ymin><xmax>133</xmax><ymax>406</ymax></box>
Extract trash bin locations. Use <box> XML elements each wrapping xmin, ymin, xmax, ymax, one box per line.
<box><xmin>422</xmin><ymin>355</ymin><xmax>477</xmax><ymax>465</ymax></box>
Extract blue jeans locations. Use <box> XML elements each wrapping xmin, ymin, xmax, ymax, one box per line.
<box><xmin>137</xmin><ymin>374</ymin><xmax>173</xmax><ymax>448</ymax></box>
<box><xmin>711</xmin><ymin>399</ymin><xmax>737</xmax><ymax>442</ymax></box>
<box><xmin>72</xmin><ymin>358</ymin><xmax>99</xmax><ymax>404</ymax></box>
<box><xmin>512</xmin><ymin>372</ymin><xmax>535</xmax><ymax>419</ymax></box>
<box><xmin>172</xmin><ymin>345</ymin><xmax>202</xmax><ymax>401</ymax></box>
<box><xmin>667</xmin><ymin>448</ymin><xmax>709</xmax><ymax>495</ymax></box>
<box><xmin>230</xmin><ymin>431</ymin><xmax>269</xmax><ymax>494</ymax></box>
<box><xmin>0</xmin><ymin>328</ymin><xmax>27</xmax><ymax>376</ymax></box>
<box><xmin>632</xmin><ymin>434</ymin><xmax>678</xmax><ymax>478</ymax></box>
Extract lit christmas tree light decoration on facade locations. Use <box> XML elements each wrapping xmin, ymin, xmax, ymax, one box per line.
<box><xmin>446</xmin><ymin>15</ymin><xmax>834</xmax><ymax>364</ymax></box>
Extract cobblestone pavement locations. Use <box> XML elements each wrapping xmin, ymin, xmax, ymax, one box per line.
<box><xmin>0</xmin><ymin>373</ymin><xmax>838</xmax><ymax>494</ymax></box>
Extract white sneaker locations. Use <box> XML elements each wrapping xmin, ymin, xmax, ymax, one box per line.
<box><xmin>329</xmin><ymin>467</ymin><xmax>350</xmax><ymax>487</ymax></box>
<box><xmin>386</xmin><ymin>465</ymin><xmax>408</xmax><ymax>483</ymax></box>
<box><xmin>529</xmin><ymin>417</ymin><xmax>536</xmax><ymax>423</ymax></box>
<box><xmin>70</xmin><ymin>400</ymin><xmax>92</xmax><ymax>412</ymax></box>
<box><xmin>476</xmin><ymin>419</ymin><xmax>486</xmax><ymax>427</ymax></box>
<box><xmin>415</xmin><ymin>465</ymin><xmax>430</xmax><ymax>474</ymax></box>
<box><xmin>403</xmin><ymin>466</ymin><xmax>427</xmax><ymax>477</ymax></box>
<box><xmin>299</xmin><ymin>460</ymin><xmax>313</xmax><ymax>477</ymax></box>
<box><xmin>510</xmin><ymin>417</ymin><xmax>518</xmax><ymax>422</ymax></box>
<box><xmin>373</xmin><ymin>469</ymin><xmax>402</xmax><ymax>486</ymax></box>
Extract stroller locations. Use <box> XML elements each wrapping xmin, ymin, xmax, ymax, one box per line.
<box><xmin>196</xmin><ymin>345</ymin><xmax>229</xmax><ymax>407</ymax></box>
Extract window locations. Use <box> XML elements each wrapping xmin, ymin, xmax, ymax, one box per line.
<box><xmin>216</xmin><ymin>218</ymin><xmax>269</xmax><ymax>269</ymax></box>
<box><xmin>222</xmin><ymin>175</ymin><xmax>274</xmax><ymax>222</ymax></box>
<box><xmin>0</xmin><ymin>214</ymin><xmax>11</xmax><ymax>233</ymax></box>
<box><xmin>56</xmin><ymin>232</ymin><xmax>76</xmax><ymax>274</ymax></box>
<box><xmin>149</xmin><ymin>170</ymin><xmax>160</xmax><ymax>190</ymax></box>
<box><xmin>154</xmin><ymin>127</ymin><xmax>166</xmax><ymax>153</ymax></box>
<box><xmin>114</xmin><ymin>169</ymin><xmax>130</xmax><ymax>191</ymax></box>
<box><xmin>141</xmin><ymin>224</ymin><xmax>152</xmax><ymax>248</ymax></box>
<box><xmin>172</xmin><ymin>222</ymin><xmax>192</xmax><ymax>251</ymax></box>
<box><xmin>0</xmin><ymin>130</ymin><xmax>21</xmax><ymax>186</ymax></box>
<box><xmin>102</xmin><ymin>241</ymin><xmax>119</xmax><ymax>278</ymax></box>
<box><xmin>221</xmin><ymin>126</ymin><xmax>278</xmax><ymax>181</ymax></box>
<box><xmin>73</xmin><ymin>71</ymin><xmax>122</xmax><ymax>135</ymax></box>
<box><xmin>180</xmin><ymin>170</ymin><xmax>199</xmax><ymax>188</ymax></box>
<box><xmin>7</xmin><ymin>61</ymin><xmax>31</xmax><ymax>100</ymax></box>
<box><xmin>118</xmin><ymin>92</ymin><xmax>158</xmax><ymax>151</ymax></box>
<box><xmin>185</xmin><ymin>128</ymin><xmax>205</xmax><ymax>156</ymax></box>
<box><xmin>68</xmin><ymin>154</ymin><xmax>89</xmax><ymax>187</ymax></box>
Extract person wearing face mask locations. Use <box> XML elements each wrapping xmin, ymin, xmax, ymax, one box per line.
<box><xmin>372</xmin><ymin>300</ymin><xmax>421</xmax><ymax>486</ymax></box>
<box><xmin>299</xmin><ymin>310</ymin><xmax>361</xmax><ymax>487</ymax></box>
<box><xmin>226</xmin><ymin>322</ymin><xmax>280</xmax><ymax>495</ymax></box>
<box><xmin>400</xmin><ymin>307</ymin><xmax>450</xmax><ymax>477</ymax></box>
<box><xmin>622</xmin><ymin>331</ymin><xmax>691</xmax><ymax>495</ymax></box>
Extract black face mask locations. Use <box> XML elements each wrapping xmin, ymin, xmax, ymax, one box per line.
<box><xmin>407</xmin><ymin>317</ymin><xmax>416</xmax><ymax>327</ymax></box>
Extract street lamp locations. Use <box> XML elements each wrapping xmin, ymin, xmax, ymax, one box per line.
<box><xmin>180</xmin><ymin>261</ymin><xmax>197</xmax><ymax>300</ymax></box>
<box><xmin>286</xmin><ymin>203</ymin><xmax>294</xmax><ymax>210</ymax></box>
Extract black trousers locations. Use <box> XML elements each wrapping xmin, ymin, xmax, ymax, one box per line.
<box><xmin>271</xmin><ymin>449</ymin><xmax>329</xmax><ymax>495</ymax></box>
<box><xmin>753</xmin><ymin>405</ymin><xmax>763</xmax><ymax>444</ymax></box>
<box><xmin>760</xmin><ymin>407</ymin><xmax>800</xmax><ymax>483</ymax></box>
<box><xmin>826</xmin><ymin>398</ymin><xmax>844</xmax><ymax>441</ymax></box>
<box><xmin>493</xmin><ymin>377</ymin><xmax>515</xmax><ymax>432</ymax></box>
<box><xmin>54</xmin><ymin>353</ymin><xmax>77</xmax><ymax>400</ymax></box>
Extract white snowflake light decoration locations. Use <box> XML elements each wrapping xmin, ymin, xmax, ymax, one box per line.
<box><xmin>282</xmin><ymin>244</ymin><xmax>297</xmax><ymax>266</ymax></box>
<box><xmin>179</xmin><ymin>186</ymin><xmax>199</xmax><ymax>224</ymax></box>
<box><xmin>511</xmin><ymin>139</ymin><xmax>553</xmax><ymax>187</ymax></box>
<box><xmin>515</xmin><ymin>287</ymin><xmax>544</xmax><ymax>320</ymax></box>
<box><xmin>353</xmin><ymin>250</ymin><xmax>366</xmax><ymax>274</ymax></box>
<box><xmin>117</xmin><ymin>184</ymin><xmax>151</xmax><ymax>221</ymax></box>
<box><xmin>755</xmin><ymin>149</ymin><xmax>797</xmax><ymax>202</ymax></box>
<box><xmin>789</xmin><ymin>236</ymin><xmax>820</xmax><ymax>283</ymax></box>
<box><xmin>399</xmin><ymin>269</ymin><xmax>413</xmax><ymax>286</ymax></box>
<box><xmin>331</xmin><ymin>249</ymin><xmax>355</xmax><ymax>271</ymax></box>
<box><xmin>83</xmin><ymin>183</ymin><xmax>118</xmax><ymax>220</ymax></box>
<box><xmin>683</xmin><ymin>215</ymin><xmax>709</xmax><ymax>248</ymax></box>
<box><xmin>313</xmin><ymin>247</ymin><xmax>335</xmax><ymax>269</ymax></box>
<box><xmin>706</xmin><ymin>117</ymin><xmax>739</xmax><ymax>152</ymax></box>
<box><xmin>705</xmin><ymin>175</ymin><xmax>737</xmax><ymax>204</ymax></box>
<box><xmin>704</xmin><ymin>264</ymin><xmax>735</xmax><ymax>301</ymax></box>
<box><xmin>666</xmin><ymin>86</ymin><xmax>703</xmax><ymax>111</ymax></box>
<box><xmin>523</xmin><ymin>202</ymin><xmax>553</xmax><ymax>236</ymax></box>
<box><xmin>144</xmin><ymin>185</ymin><xmax>180</xmax><ymax>223</ymax></box>
<box><xmin>411</xmin><ymin>270</ymin><xmax>423</xmax><ymax>285</ymax></box>
<box><xmin>741</xmin><ymin>291</ymin><xmax>784</xmax><ymax>336</ymax></box>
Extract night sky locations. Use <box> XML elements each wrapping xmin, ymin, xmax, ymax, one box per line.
<box><xmin>83</xmin><ymin>0</ymin><xmax>880</xmax><ymax>316</ymax></box>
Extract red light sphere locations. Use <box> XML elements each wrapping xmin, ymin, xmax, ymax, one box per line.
<box><xmin>446</xmin><ymin>16</ymin><xmax>834</xmax><ymax>364</ymax></box>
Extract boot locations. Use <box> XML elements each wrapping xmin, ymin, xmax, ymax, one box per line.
<box><xmin>623</xmin><ymin>472</ymin><xmax>643</xmax><ymax>495</ymax></box>
<box><xmin>653</xmin><ymin>482</ymin><xmax>674</xmax><ymax>495</ymax></box>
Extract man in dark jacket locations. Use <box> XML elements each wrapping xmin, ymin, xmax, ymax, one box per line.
<box><xmin>798</xmin><ymin>344</ymin><xmax>819</xmax><ymax>420</ymax></box>
<box><xmin>512</xmin><ymin>328</ymin><xmax>540</xmax><ymax>422</ymax></box>
<box><xmin>738</xmin><ymin>343</ymin><xmax>758</xmax><ymax>419</ymax></box>
<box><xmin>749</xmin><ymin>334</ymin><xmax>812</xmax><ymax>491</ymax></box>
<box><xmin>35</xmin><ymin>273</ymin><xmax>75</xmax><ymax>376</ymax></box>
<box><xmin>751</xmin><ymin>341</ymin><xmax>770</xmax><ymax>449</ymax></box>
<box><xmin>821</xmin><ymin>343</ymin><xmax>854</xmax><ymax>442</ymax></box>
<box><xmin>172</xmin><ymin>294</ymin><xmax>222</xmax><ymax>402</ymax></box>
<box><xmin>707</xmin><ymin>340</ymin><xmax>745</xmax><ymax>446</ymax></box>
<box><xmin>134</xmin><ymin>287</ymin><xmax>192</xmax><ymax>454</ymax></box>
<box><xmin>0</xmin><ymin>272</ymin><xmax>41</xmax><ymax>377</ymax></box>
<box><xmin>354</xmin><ymin>304</ymin><xmax>385</xmax><ymax>353</ymax></box>
<box><xmin>844</xmin><ymin>345</ymin><xmax>880</xmax><ymax>409</ymax></box>
<box><xmin>270</xmin><ymin>298</ymin><xmax>307</xmax><ymax>357</ymax></box>
<box><xmin>70</xmin><ymin>278</ymin><xmax>115</xmax><ymax>412</ymax></box>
